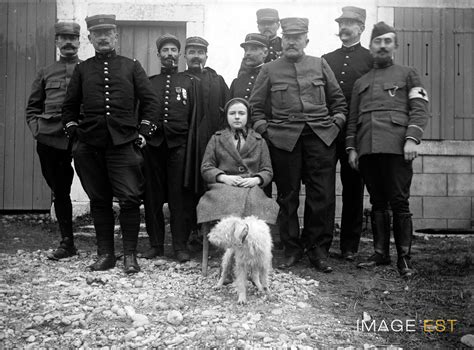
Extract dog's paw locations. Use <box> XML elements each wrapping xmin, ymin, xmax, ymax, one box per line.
<box><xmin>237</xmin><ymin>297</ymin><xmax>247</xmax><ymax>305</ymax></box>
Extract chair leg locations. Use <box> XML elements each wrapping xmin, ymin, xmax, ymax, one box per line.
<box><xmin>201</xmin><ymin>223</ymin><xmax>210</xmax><ymax>276</ymax></box>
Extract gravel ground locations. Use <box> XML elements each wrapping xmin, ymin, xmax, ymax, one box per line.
<box><xmin>0</xmin><ymin>213</ymin><xmax>473</xmax><ymax>348</ymax></box>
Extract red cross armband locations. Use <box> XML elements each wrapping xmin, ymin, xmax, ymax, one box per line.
<box><xmin>408</xmin><ymin>87</ymin><xmax>429</xmax><ymax>102</ymax></box>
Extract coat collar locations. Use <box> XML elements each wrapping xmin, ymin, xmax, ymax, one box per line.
<box><xmin>218</xmin><ymin>128</ymin><xmax>261</xmax><ymax>161</ymax></box>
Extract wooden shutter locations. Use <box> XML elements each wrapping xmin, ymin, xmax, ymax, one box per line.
<box><xmin>0</xmin><ymin>0</ymin><xmax>55</xmax><ymax>210</ymax></box>
<box><xmin>395</xmin><ymin>7</ymin><xmax>474</xmax><ymax>141</ymax></box>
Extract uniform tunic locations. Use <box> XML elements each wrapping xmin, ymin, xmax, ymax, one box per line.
<box><xmin>249</xmin><ymin>54</ymin><xmax>347</xmax><ymax>258</ymax></box>
<box><xmin>322</xmin><ymin>42</ymin><xmax>373</xmax><ymax>254</ymax></box>
<box><xmin>142</xmin><ymin>66</ymin><xmax>197</xmax><ymax>252</ymax></box>
<box><xmin>346</xmin><ymin>61</ymin><xmax>430</xmax><ymax>214</ymax></box>
<box><xmin>61</xmin><ymin>50</ymin><xmax>161</xmax><ymax>255</ymax></box>
<box><xmin>230</xmin><ymin>65</ymin><xmax>262</xmax><ymax>101</ymax></box>
<box><xmin>266</xmin><ymin>36</ymin><xmax>282</xmax><ymax>63</ymax></box>
<box><xmin>25</xmin><ymin>55</ymin><xmax>81</xmax><ymax>238</ymax></box>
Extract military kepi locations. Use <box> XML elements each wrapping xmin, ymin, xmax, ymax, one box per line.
<box><xmin>156</xmin><ymin>34</ymin><xmax>181</xmax><ymax>52</ymax></box>
<box><xmin>256</xmin><ymin>8</ymin><xmax>279</xmax><ymax>23</ymax></box>
<box><xmin>280</xmin><ymin>17</ymin><xmax>309</xmax><ymax>35</ymax></box>
<box><xmin>370</xmin><ymin>21</ymin><xmax>396</xmax><ymax>41</ymax></box>
<box><xmin>185</xmin><ymin>36</ymin><xmax>209</xmax><ymax>50</ymax></box>
<box><xmin>240</xmin><ymin>33</ymin><xmax>268</xmax><ymax>48</ymax></box>
<box><xmin>54</xmin><ymin>22</ymin><xmax>80</xmax><ymax>36</ymax></box>
<box><xmin>85</xmin><ymin>14</ymin><xmax>116</xmax><ymax>31</ymax></box>
<box><xmin>335</xmin><ymin>6</ymin><xmax>366</xmax><ymax>24</ymax></box>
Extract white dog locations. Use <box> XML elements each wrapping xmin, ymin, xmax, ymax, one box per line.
<box><xmin>208</xmin><ymin>215</ymin><xmax>273</xmax><ymax>304</ymax></box>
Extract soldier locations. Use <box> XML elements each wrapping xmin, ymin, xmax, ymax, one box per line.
<box><xmin>256</xmin><ymin>8</ymin><xmax>282</xmax><ymax>63</ymax></box>
<box><xmin>322</xmin><ymin>6</ymin><xmax>373</xmax><ymax>261</ymax></box>
<box><xmin>25</xmin><ymin>22</ymin><xmax>81</xmax><ymax>261</ymax></box>
<box><xmin>230</xmin><ymin>33</ymin><xmax>268</xmax><ymax>100</ymax></box>
<box><xmin>184</xmin><ymin>36</ymin><xmax>229</xmax><ymax>195</ymax></box>
<box><xmin>346</xmin><ymin>22</ymin><xmax>429</xmax><ymax>277</ymax></box>
<box><xmin>141</xmin><ymin>34</ymin><xmax>198</xmax><ymax>262</ymax></box>
<box><xmin>62</xmin><ymin>14</ymin><xmax>161</xmax><ymax>274</ymax></box>
<box><xmin>250</xmin><ymin>18</ymin><xmax>347</xmax><ymax>273</ymax></box>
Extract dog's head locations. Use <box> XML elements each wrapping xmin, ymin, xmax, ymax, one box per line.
<box><xmin>208</xmin><ymin>216</ymin><xmax>249</xmax><ymax>249</ymax></box>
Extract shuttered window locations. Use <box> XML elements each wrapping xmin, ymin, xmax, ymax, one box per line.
<box><xmin>394</xmin><ymin>7</ymin><xmax>474</xmax><ymax>141</ymax></box>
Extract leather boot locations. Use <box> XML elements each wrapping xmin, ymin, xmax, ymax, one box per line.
<box><xmin>89</xmin><ymin>254</ymin><xmax>116</xmax><ymax>271</ymax></box>
<box><xmin>47</xmin><ymin>236</ymin><xmax>77</xmax><ymax>261</ymax></box>
<box><xmin>124</xmin><ymin>253</ymin><xmax>141</xmax><ymax>274</ymax></box>
<box><xmin>358</xmin><ymin>211</ymin><xmax>391</xmax><ymax>268</ymax></box>
<box><xmin>393</xmin><ymin>213</ymin><xmax>415</xmax><ymax>277</ymax></box>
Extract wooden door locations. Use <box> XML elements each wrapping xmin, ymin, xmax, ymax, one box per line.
<box><xmin>0</xmin><ymin>0</ymin><xmax>56</xmax><ymax>210</ymax></box>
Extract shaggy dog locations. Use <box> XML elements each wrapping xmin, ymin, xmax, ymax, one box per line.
<box><xmin>208</xmin><ymin>215</ymin><xmax>273</xmax><ymax>304</ymax></box>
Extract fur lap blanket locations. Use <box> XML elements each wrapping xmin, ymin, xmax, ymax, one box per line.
<box><xmin>196</xmin><ymin>183</ymin><xmax>279</xmax><ymax>224</ymax></box>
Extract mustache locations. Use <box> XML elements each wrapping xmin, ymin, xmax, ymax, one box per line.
<box><xmin>377</xmin><ymin>48</ymin><xmax>389</xmax><ymax>54</ymax></box>
<box><xmin>191</xmin><ymin>58</ymin><xmax>202</xmax><ymax>64</ymax></box>
<box><xmin>338</xmin><ymin>29</ymin><xmax>352</xmax><ymax>37</ymax></box>
<box><xmin>61</xmin><ymin>43</ymin><xmax>77</xmax><ymax>49</ymax></box>
<box><xmin>98</xmin><ymin>40</ymin><xmax>109</xmax><ymax>45</ymax></box>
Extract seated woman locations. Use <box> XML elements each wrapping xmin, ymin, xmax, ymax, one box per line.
<box><xmin>196</xmin><ymin>97</ymin><xmax>279</xmax><ymax>227</ymax></box>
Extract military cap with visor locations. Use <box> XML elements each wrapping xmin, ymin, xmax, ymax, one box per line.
<box><xmin>85</xmin><ymin>14</ymin><xmax>117</xmax><ymax>31</ymax></box>
<box><xmin>156</xmin><ymin>33</ymin><xmax>181</xmax><ymax>52</ymax></box>
<box><xmin>281</xmin><ymin>17</ymin><xmax>309</xmax><ymax>35</ymax></box>
<box><xmin>256</xmin><ymin>8</ymin><xmax>279</xmax><ymax>23</ymax></box>
<box><xmin>54</xmin><ymin>22</ymin><xmax>81</xmax><ymax>36</ymax></box>
<box><xmin>240</xmin><ymin>33</ymin><xmax>269</xmax><ymax>48</ymax></box>
<box><xmin>185</xmin><ymin>36</ymin><xmax>209</xmax><ymax>50</ymax></box>
<box><xmin>335</xmin><ymin>6</ymin><xmax>366</xmax><ymax>25</ymax></box>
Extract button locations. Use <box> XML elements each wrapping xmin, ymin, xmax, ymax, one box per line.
<box><xmin>105</xmin><ymin>85</ymin><xmax>109</xmax><ymax>88</ymax></box>
<box><xmin>166</xmin><ymin>84</ymin><xmax>170</xmax><ymax>88</ymax></box>
<box><xmin>342</xmin><ymin>72</ymin><xmax>345</xmax><ymax>75</ymax></box>
<box><xmin>165</xmin><ymin>90</ymin><xmax>169</xmax><ymax>94</ymax></box>
<box><xmin>343</xmin><ymin>63</ymin><xmax>347</xmax><ymax>66</ymax></box>
<box><xmin>345</xmin><ymin>55</ymin><xmax>349</xmax><ymax>58</ymax></box>
<box><xmin>166</xmin><ymin>75</ymin><xmax>171</xmax><ymax>78</ymax></box>
<box><xmin>246</xmin><ymin>88</ymin><xmax>250</xmax><ymax>91</ymax></box>
<box><xmin>104</xmin><ymin>71</ymin><xmax>109</xmax><ymax>75</ymax></box>
<box><xmin>164</xmin><ymin>119</ymin><xmax>168</xmax><ymax>123</ymax></box>
<box><xmin>105</xmin><ymin>78</ymin><xmax>109</xmax><ymax>81</ymax></box>
<box><xmin>104</xmin><ymin>67</ymin><xmax>108</xmax><ymax>70</ymax></box>
<box><xmin>105</xmin><ymin>98</ymin><xmax>110</xmax><ymax>101</ymax></box>
<box><xmin>164</xmin><ymin>113</ymin><xmax>168</xmax><ymax>117</ymax></box>
<box><xmin>165</xmin><ymin>101</ymin><xmax>168</xmax><ymax>105</ymax></box>
<box><xmin>165</xmin><ymin>96</ymin><xmax>169</xmax><ymax>99</ymax></box>
<box><xmin>248</xmin><ymin>82</ymin><xmax>252</xmax><ymax>85</ymax></box>
<box><xmin>104</xmin><ymin>62</ymin><xmax>108</xmax><ymax>65</ymax></box>
<box><xmin>106</xmin><ymin>105</ymin><xmax>110</xmax><ymax>109</ymax></box>
<box><xmin>270</xmin><ymin>46</ymin><xmax>273</xmax><ymax>49</ymax></box>
<box><xmin>164</xmin><ymin>107</ymin><xmax>169</xmax><ymax>111</ymax></box>
<box><xmin>105</xmin><ymin>92</ymin><xmax>110</xmax><ymax>95</ymax></box>
<box><xmin>251</xmin><ymin>76</ymin><xmax>254</xmax><ymax>79</ymax></box>
<box><xmin>106</xmin><ymin>112</ymin><xmax>110</xmax><ymax>116</ymax></box>
<box><xmin>340</xmin><ymin>81</ymin><xmax>344</xmax><ymax>84</ymax></box>
<box><xmin>238</xmin><ymin>166</ymin><xmax>245</xmax><ymax>173</ymax></box>
<box><xmin>244</xmin><ymin>95</ymin><xmax>248</xmax><ymax>99</ymax></box>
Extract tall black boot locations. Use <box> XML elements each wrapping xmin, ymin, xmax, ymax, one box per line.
<box><xmin>88</xmin><ymin>205</ymin><xmax>116</xmax><ymax>271</ymax></box>
<box><xmin>120</xmin><ymin>206</ymin><xmax>141</xmax><ymax>274</ymax></box>
<box><xmin>393</xmin><ymin>213</ymin><xmax>415</xmax><ymax>277</ymax></box>
<box><xmin>48</xmin><ymin>201</ymin><xmax>76</xmax><ymax>261</ymax></box>
<box><xmin>358</xmin><ymin>210</ymin><xmax>391</xmax><ymax>268</ymax></box>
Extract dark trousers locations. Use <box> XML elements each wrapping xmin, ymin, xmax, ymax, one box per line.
<box><xmin>359</xmin><ymin>154</ymin><xmax>413</xmax><ymax>215</ymax></box>
<box><xmin>73</xmin><ymin>141</ymin><xmax>144</xmax><ymax>255</ymax></box>
<box><xmin>336</xmin><ymin>135</ymin><xmax>364</xmax><ymax>253</ymax></box>
<box><xmin>269</xmin><ymin>126</ymin><xmax>337</xmax><ymax>258</ymax></box>
<box><xmin>36</xmin><ymin>142</ymin><xmax>74</xmax><ymax>239</ymax></box>
<box><xmin>143</xmin><ymin>143</ymin><xmax>193</xmax><ymax>252</ymax></box>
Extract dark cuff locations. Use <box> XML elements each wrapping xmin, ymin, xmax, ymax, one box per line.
<box><xmin>139</xmin><ymin>120</ymin><xmax>159</xmax><ymax>139</ymax></box>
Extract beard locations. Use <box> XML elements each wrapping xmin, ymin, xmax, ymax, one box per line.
<box><xmin>161</xmin><ymin>56</ymin><xmax>178</xmax><ymax>68</ymax></box>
